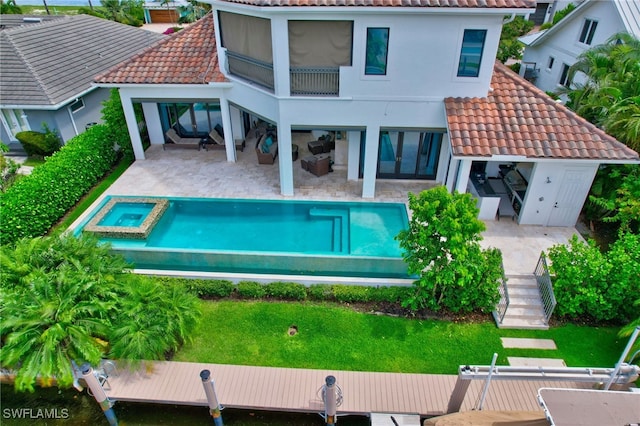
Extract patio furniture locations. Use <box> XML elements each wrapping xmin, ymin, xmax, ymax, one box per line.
<box><xmin>163</xmin><ymin>128</ymin><xmax>202</xmax><ymax>150</ymax></box>
<box><xmin>202</xmin><ymin>129</ymin><xmax>246</xmax><ymax>152</ymax></box>
<box><xmin>256</xmin><ymin>134</ymin><xmax>278</xmax><ymax>164</ymax></box>
<box><xmin>307</xmin><ymin>134</ymin><xmax>335</xmax><ymax>155</ymax></box>
<box><xmin>301</xmin><ymin>154</ymin><xmax>331</xmax><ymax>177</ymax></box>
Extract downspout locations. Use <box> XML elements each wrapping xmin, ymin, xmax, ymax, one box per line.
<box><xmin>503</xmin><ymin>13</ymin><xmax>516</xmax><ymax>24</ymax></box>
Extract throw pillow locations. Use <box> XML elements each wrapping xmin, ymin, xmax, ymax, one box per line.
<box><xmin>265</xmin><ymin>136</ymin><xmax>273</xmax><ymax>147</ymax></box>
<box><xmin>261</xmin><ymin>142</ymin><xmax>270</xmax><ymax>154</ymax></box>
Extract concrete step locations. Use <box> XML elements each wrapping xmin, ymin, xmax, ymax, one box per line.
<box><xmin>498</xmin><ymin>317</ymin><xmax>549</xmax><ymax>330</ymax></box>
<box><xmin>505</xmin><ymin>306</ymin><xmax>546</xmax><ymax>317</ymax></box>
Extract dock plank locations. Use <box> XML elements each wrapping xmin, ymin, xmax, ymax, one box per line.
<box><xmin>104</xmin><ymin>361</ymin><xmax>589</xmax><ymax>416</ymax></box>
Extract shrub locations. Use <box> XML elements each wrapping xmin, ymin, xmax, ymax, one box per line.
<box><xmin>396</xmin><ymin>187</ymin><xmax>502</xmax><ymax>313</ymax></box>
<box><xmin>332</xmin><ymin>285</ymin><xmax>372</xmax><ymax>303</ymax></box>
<box><xmin>237</xmin><ymin>281</ymin><xmax>267</xmax><ymax>299</ymax></box>
<box><xmin>307</xmin><ymin>284</ymin><xmax>335</xmax><ymax>301</ymax></box>
<box><xmin>265</xmin><ymin>281</ymin><xmax>307</xmax><ymax>301</ymax></box>
<box><xmin>547</xmin><ymin>234</ymin><xmax>639</xmax><ymax>323</ymax></box>
<box><xmin>183</xmin><ymin>279</ymin><xmax>234</xmax><ymax>298</ymax></box>
<box><xmin>370</xmin><ymin>286</ymin><xmax>413</xmax><ymax>304</ymax></box>
<box><xmin>0</xmin><ymin>125</ymin><xmax>118</xmax><ymax>246</ymax></box>
<box><xmin>15</xmin><ymin>125</ymin><xmax>61</xmax><ymax>157</ymax></box>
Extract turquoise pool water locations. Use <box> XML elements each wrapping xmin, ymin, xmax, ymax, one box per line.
<box><xmin>98</xmin><ymin>202</ymin><xmax>155</xmax><ymax>227</ymax></box>
<box><xmin>77</xmin><ymin>197</ymin><xmax>410</xmax><ymax>278</ymax></box>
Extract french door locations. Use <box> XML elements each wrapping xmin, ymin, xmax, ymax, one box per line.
<box><xmin>377</xmin><ymin>130</ymin><xmax>443</xmax><ymax>180</ymax></box>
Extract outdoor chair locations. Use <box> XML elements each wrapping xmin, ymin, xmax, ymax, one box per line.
<box><xmin>164</xmin><ymin>128</ymin><xmax>202</xmax><ymax>150</ymax></box>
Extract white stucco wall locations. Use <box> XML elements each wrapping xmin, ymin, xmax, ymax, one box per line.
<box><xmin>522</xmin><ymin>1</ymin><xmax>626</xmax><ymax>93</ymax></box>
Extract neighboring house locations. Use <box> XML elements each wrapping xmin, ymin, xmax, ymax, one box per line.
<box><xmin>96</xmin><ymin>3</ymin><xmax>639</xmax><ymax>228</ymax></box>
<box><xmin>528</xmin><ymin>0</ymin><xmax>575</xmax><ymax>25</ymax></box>
<box><xmin>519</xmin><ymin>0</ymin><xmax>640</xmax><ymax>93</ymax></box>
<box><xmin>143</xmin><ymin>0</ymin><xmax>190</xmax><ymax>24</ymax></box>
<box><xmin>0</xmin><ymin>14</ymin><xmax>164</xmax><ymax>145</ymax></box>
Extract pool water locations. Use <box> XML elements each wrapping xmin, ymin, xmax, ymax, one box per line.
<box><xmin>78</xmin><ymin>197</ymin><xmax>410</xmax><ymax>278</ymax></box>
<box><xmin>98</xmin><ymin>203</ymin><xmax>155</xmax><ymax>227</ymax></box>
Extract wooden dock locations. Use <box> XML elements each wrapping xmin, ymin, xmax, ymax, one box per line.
<box><xmin>104</xmin><ymin>361</ymin><xmax>590</xmax><ymax>416</ymax></box>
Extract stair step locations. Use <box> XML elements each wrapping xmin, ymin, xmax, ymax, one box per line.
<box><xmin>498</xmin><ymin>317</ymin><xmax>549</xmax><ymax>330</ymax></box>
<box><xmin>506</xmin><ymin>306</ymin><xmax>546</xmax><ymax>317</ymax></box>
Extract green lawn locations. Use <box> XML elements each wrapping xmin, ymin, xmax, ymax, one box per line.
<box><xmin>176</xmin><ymin>301</ymin><xmax>625</xmax><ymax>374</ymax></box>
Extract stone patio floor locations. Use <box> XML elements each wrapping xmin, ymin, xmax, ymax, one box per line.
<box><xmin>80</xmin><ymin>136</ymin><xmax>583</xmax><ymax>277</ymax></box>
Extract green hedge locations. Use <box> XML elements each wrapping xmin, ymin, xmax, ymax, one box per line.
<box><xmin>182</xmin><ymin>279</ymin><xmax>235</xmax><ymax>299</ymax></box>
<box><xmin>265</xmin><ymin>281</ymin><xmax>307</xmax><ymax>301</ymax></box>
<box><xmin>237</xmin><ymin>280</ymin><xmax>267</xmax><ymax>299</ymax></box>
<box><xmin>0</xmin><ymin>125</ymin><xmax>118</xmax><ymax>246</ymax></box>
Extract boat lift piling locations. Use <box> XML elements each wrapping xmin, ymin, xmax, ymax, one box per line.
<box><xmin>323</xmin><ymin>375</ymin><xmax>338</xmax><ymax>425</ymax></box>
<box><xmin>200</xmin><ymin>369</ymin><xmax>224</xmax><ymax>426</ymax></box>
<box><xmin>81</xmin><ymin>364</ymin><xmax>118</xmax><ymax>426</ymax></box>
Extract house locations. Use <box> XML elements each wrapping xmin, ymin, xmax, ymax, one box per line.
<box><xmin>519</xmin><ymin>0</ymin><xmax>640</xmax><ymax>93</ymax></box>
<box><xmin>143</xmin><ymin>0</ymin><xmax>190</xmax><ymax>24</ymax></box>
<box><xmin>0</xmin><ymin>14</ymin><xmax>165</xmax><ymax>146</ymax></box>
<box><xmin>95</xmin><ymin>2</ymin><xmax>638</xmax><ymax>228</ymax></box>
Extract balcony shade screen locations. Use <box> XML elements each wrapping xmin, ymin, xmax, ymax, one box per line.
<box><xmin>219</xmin><ymin>12</ymin><xmax>272</xmax><ymax>64</ymax></box>
<box><xmin>288</xmin><ymin>21</ymin><xmax>353</xmax><ymax>67</ymax></box>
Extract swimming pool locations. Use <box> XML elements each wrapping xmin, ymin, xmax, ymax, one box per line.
<box><xmin>77</xmin><ymin>197</ymin><xmax>410</xmax><ymax>278</ymax></box>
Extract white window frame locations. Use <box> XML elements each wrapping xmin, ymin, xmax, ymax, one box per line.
<box><xmin>547</xmin><ymin>56</ymin><xmax>555</xmax><ymax>70</ymax></box>
<box><xmin>69</xmin><ymin>98</ymin><xmax>85</xmax><ymax>113</ymax></box>
<box><xmin>559</xmin><ymin>63</ymin><xmax>571</xmax><ymax>87</ymax></box>
<box><xmin>578</xmin><ymin>19</ymin><xmax>597</xmax><ymax>45</ymax></box>
<box><xmin>1</xmin><ymin>109</ymin><xmax>30</xmax><ymax>141</ymax></box>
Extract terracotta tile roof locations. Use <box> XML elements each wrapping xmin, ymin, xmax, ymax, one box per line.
<box><xmin>220</xmin><ymin>0</ymin><xmax>534</xmax><ymax>7</ymax></box>
<box><xmin>95</xmin><ymin>15</ymin><xmax>226</xmax><ymax>85</ymax></box>
<box><xmin>444</xmin><ymin>63</ymin><xmax>640</xmax><ymax>161</ymax></box>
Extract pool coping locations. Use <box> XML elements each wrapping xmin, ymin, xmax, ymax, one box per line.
<box><xmin>83</xmin><ymin>197</ymin><xmax>169</xmax><ymax>239</ymax></box>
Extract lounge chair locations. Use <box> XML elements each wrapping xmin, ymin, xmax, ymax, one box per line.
<box><xmin>203</xmin><ymin>129</ymin><xmax>246</xmax><ymax>152</ymax></box>
<box><xmin>164</xmin><ymin>128</ymin><xmax>202</xmax><ymax>150</ymax></box>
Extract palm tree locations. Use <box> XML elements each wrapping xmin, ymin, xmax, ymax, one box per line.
<box><xmin>0</xmin><ymin>234</ymin><xmax>124</xmax><ymax>391</ymax></box>
<box><xmin>1</xmin><ymin>234</ymin><xmax>200</xmax><ymax>392</ymax></box>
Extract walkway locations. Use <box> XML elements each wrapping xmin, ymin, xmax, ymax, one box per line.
<box><xmin>104</xmin><ymin>360</ymin><xmax>589</xmax><ymax>416</ymax></box>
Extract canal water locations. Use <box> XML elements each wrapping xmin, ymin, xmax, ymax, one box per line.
<box><xmin>1</xmin><ymin>385</ymin><xmax>370</xmax><ymax>425</ymax></box>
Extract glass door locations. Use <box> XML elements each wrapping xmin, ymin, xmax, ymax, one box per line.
<box><xmin>376</xmin><ymin>131</ymin><xmax>442</xmax><ymax>180</ymax></box>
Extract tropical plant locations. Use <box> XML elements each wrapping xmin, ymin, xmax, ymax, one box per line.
<box><xmin>0</xmin><ymin>143</ymin><xmax>20</xmax><ymax>192</ymax></box>
<box><xmin>395</xmin><ymin>186</ymin><xmax>503</xmax><ymax>313</ymax></box>
<box><xmin>539</xmin><ymin>3</ymin><xmax>576</xmax><ymax>30</ymax></box>
<box><xmin>589</xmin><ymin>165</ymin><xmax>640</xmax><ymax>235</ymax></box>
<box><xmin>178</xmin><ymin>0</ymin><xmax>208</xmax><ymax>23</ymax></box>
<box><xmin>564</xmin><ymin>33</ymin><xmax>640</xmax><ymax>151</ymax></box>
<box><xmin>0</xmin><ymin>0</ymin><xmax>22</xmax><ymax>13</ymax></box>
<box><xmin>497</xmin><ymin>16</ymin><xmax>534</xmax><ymax>63</ymax></box>
<box><xmin>101</xmin><ymin>89</ymin><xmax>136</xmax><ymax>159</ymax></box>
<box><xmin>100</xmin><ymin>0</ymin><xmax>144</xmax><ymax>26</ymax></box>
<box><xmin>547</xmin><ymin>233</ymin><xmax>640</xmax><ymax>323</ymax></box>
<box><xmin>0</xmin><ymin>234</ymin><xmax>201</xmax><ymax>392</ymax></box>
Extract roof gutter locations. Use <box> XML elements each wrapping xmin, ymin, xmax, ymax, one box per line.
<box><xmin>503</xmin><ymin>13</ymin><xmax>516</xmax><ymax>24</ymax></box>
<box><xmin>1</xmin><ymin>86</ymin><xmax>98</xmax><ymax>111</ymax></box>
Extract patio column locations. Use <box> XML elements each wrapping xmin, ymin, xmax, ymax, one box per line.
<box><xmin>361</xmin><ymin>125</ymin><xmax>380</xmax><ymax>198</ymax></box>
<box><xmin>219</xmin><ymin>98</ymin><xmax>236</xmax><ymax>162</ymax></box>
<box><xmin>119</xmin><ymin>91</ymin><xmax>145</xmax><ymax>160</ymax></box>
<box><xmin>445</xmin><ymin>158</ymin><xmax>459</xmax><ymax>193</ymax></box>
<box><xmin>347</xmin><ymin>130</ymin><xmax>360</xmax><ymax>181</ymax></box>
<box><xmin>454</xmin><ymin>159</ymin><xmax>472</xmax><ymax>194</ymax></box>
<box><xmin>277</xmin><ymin>123</ymin><xmax>294</xmax><ymax>196</ymax></box>
<box><xmin>271</xmin><ymin>16</ymin><xmax>290</xmax><ymax>97</ymax></box>
<box><xmin>142</xmin><ymin>102</ymin><xmax>163</xmax><ymax>145</ymax></box>
<box><xmin>229</xmin><ymin>105</ymin><xmax>244</xmax><ymax>141</ymax></box>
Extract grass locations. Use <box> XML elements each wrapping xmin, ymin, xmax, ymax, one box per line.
<box><xmin>175</xmin><ymin>300</ymin><xmax>626</xmax><ymax>374</ymax></box>
<box><xmin>19</xmin><ymin>5</ymin><xmax>85</xmax><ymax>15</ymax></box>
<box><xmin>22</xmin><ymin>157</ymin><xmax>45</xmax><ymax>167</ymax></box>
<box><xmin>52</xmin><ymin>157</ymin><xmax>133</xmax><ymax>232</ymax></box>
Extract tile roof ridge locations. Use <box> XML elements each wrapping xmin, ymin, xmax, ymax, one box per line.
<box><xmin>491</xmin><ymin>61</ymin><xmax>632</xmax><ymax>153</ymax></box>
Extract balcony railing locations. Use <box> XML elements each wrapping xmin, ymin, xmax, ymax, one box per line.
<box><xmin>226</xmin><ymin>51</ymin><xmax>274</xmax><ymax>92</ymax></box>
<box><xmin>290</xmin><ymin>67</ymin><xmax>339</xmax><ymax>96</ymax></box>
